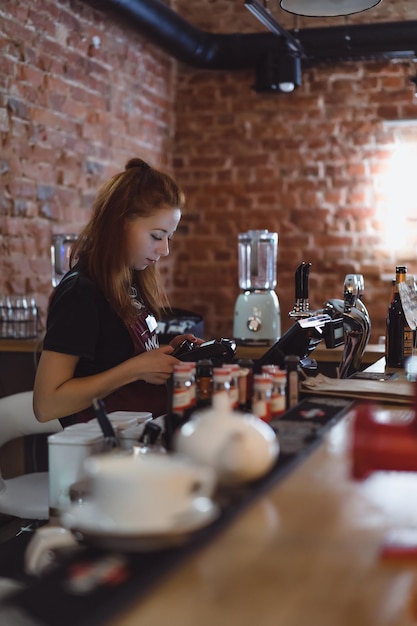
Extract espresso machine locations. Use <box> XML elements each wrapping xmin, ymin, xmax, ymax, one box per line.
<box><xmin>233</xmin><ymin>230</ymin><xmax>281</xmax><ymax>346</ymax></box>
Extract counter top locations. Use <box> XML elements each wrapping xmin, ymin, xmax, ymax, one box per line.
<box><xmin>3</xmin><ymin>358</ymin><xmax>417</xmax><ymax>626</ymax></box>
<box><xmin>0</xmin><ymin>338</ymin><xmax>385</xmax><ymax>364</ymax></box>
<box><xmin>236</xmin><ymin>342</ymin><xmax>385</xmax><ymax>364</ymax></box>
<box><xmin>110</xmin><ymin>406</ymin><xmax>417</xmax><ymax>626</ymax></box>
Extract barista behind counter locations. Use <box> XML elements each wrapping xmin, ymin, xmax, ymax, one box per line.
<box><xmin>33</xmin><ymin>158</ymin><xmax>204</xmax><ymax>429</ymax></box>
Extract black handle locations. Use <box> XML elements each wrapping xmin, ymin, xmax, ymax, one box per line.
<box><xmin>302</xmin><ymin>262</ymin><xmax>312</xmax><ymax>300</ymax></box>
<box><xmin>92</xmin><ymin>397</ymin><xmax>118</xmax><ymax>447</ymax></box>
<box><xmin>295</xmin><ymin>262</ymin><xmax>305</xmax><ymax>300</ymax></box>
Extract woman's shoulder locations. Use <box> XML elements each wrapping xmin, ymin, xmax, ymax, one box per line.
<box><xmin>51</xmin><ymin>266</ymin><xmax>104</xmax><ymax>307</ymax></box>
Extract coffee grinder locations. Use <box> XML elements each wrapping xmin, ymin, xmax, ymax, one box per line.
<box><xmin>233</xmin><ymin>230</ymin><xmax>281</xmax><ymax>346</ymax></box>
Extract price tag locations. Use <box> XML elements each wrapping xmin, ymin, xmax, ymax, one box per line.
<box><xmin>398</xmin><ymin>278</ymin><xmax>417</xmax><ymax>330</ymax></box>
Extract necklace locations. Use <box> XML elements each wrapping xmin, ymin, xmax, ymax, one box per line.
<box><xmin>130</xmin><ymin>285</ymin><xmax>145</xmax><ymax>310</ymax></box>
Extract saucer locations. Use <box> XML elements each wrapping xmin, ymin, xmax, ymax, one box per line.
<box><xmin>61</xmin><ymin>497</ymin><xmax>220</xmax><ymax>552</ymax></box>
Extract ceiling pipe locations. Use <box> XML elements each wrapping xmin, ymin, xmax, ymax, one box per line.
<box><xmin>82</xmin><ymin>0</ymin><xmax>417</xmax><ymax>69</ymax></box>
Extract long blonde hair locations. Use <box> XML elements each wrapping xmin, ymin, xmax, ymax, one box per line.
<box><xmin>70</xmin><ymin>158</ymin><xmax>185</xmax><ymax>324</ymax></box>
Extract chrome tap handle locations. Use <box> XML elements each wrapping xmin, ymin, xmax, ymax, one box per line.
<box><xmin>343</xmin><ymin>274</ymin><xmax>359</xmax><ymax>312</ymax></box>
<box><xmin>355</xmin><ymin>274</ymin><xmax>365</xmax><ymax>300</ymax></box>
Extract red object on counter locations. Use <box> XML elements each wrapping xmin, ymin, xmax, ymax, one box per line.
<box><xmin>351</xmin><ymin>394</ymin><xmax>417</xmax><ymax>480</ymax></box>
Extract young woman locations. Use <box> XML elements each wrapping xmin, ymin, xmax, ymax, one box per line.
<box><xmin>33</xmin><ymin>158</ymin><xmax>201</xmax><ymax>427</ymax></box>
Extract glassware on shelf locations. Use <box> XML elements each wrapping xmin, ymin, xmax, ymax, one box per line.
<box><xmin>0</xmin><ymin>294</ymin><xmax>40</xmax><ymax>339</ymax></box>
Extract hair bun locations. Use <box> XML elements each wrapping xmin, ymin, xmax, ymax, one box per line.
<box><xmin>125</xmin><ymin>158</ymin><xmax>150</xmax><ymax>172</ymax></box>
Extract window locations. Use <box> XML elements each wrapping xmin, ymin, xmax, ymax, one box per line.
<box><xmin>376</xmin><ymin>121</ymin><xmax>417</xmax><ymax>258</ymax></box>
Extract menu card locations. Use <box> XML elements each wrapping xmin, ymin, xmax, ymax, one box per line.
<box><xmin>300</xmin><ymin>373</ymin><xmax>415</xmax><ymax>404</ymax></box>
<box><xmin>399</xmin><ymin>278</ymin><xmax>417</xmax><ymax>331</ymax></box>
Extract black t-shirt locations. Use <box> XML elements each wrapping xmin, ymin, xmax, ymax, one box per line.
<box><xmin>43</xmin><ymin>267</ymin><xmax>168</xmax><ymax>425</ymax></box>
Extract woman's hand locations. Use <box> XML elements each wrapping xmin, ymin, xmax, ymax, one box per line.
<box><xmin>133</xmin><ymin>345</ymin><xmax>179</xmax><ymax>384</ymax></box>
<box><xmin>169</xmin><ymin>334</ymin><xmax>204</xmax><ymax>350</ymax></box>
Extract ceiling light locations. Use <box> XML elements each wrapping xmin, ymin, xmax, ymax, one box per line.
<box><xmin>280</xmin><ymin>0</ymin><xmax>383</xmax><ymax>17</ymax></box>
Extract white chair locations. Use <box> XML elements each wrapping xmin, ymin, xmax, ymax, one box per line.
<box><xmin>0</xmin><ymin>391</ymin><xmax>62</xmax><ymax>520</ymax></box>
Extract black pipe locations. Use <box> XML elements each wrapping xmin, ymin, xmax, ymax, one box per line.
<box><xmin>83</xmin><ymin>0</ymin><xmax>288</xmax><ymax>68</ymax></box>
<box><xmin>299</xmin><ymin>20</ymin><xmax>417</xmax><ymax>64</ymax></box>
<box><xmin>83</xmin><ymin>0</ymin><xmax>417</xmax><ymax>68</ymax></box>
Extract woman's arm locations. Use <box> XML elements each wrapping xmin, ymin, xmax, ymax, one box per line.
<box><xmin>33</xmin><ymin>346</ymin><xmax>178</xmax><ymax>423</ymax></box>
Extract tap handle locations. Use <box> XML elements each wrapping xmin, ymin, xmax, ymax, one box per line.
<box><xmin>302</xmin><ymin>263</ymin><xmax>312</xmax><ymax>301</ymax></box>
<box><xmin>355</xmin><ymin>274</ymin><xmax>365</xmax><ymax>299</ymax></box>
<box><xmin>343</xmin><ymin>274</ymin><xmax>359</xmax><ymax>310</ymax></box>
<box><xmin>295</xmin><ymin>262</ymin><xmax>305</xmax><ymax>301</ymax></box>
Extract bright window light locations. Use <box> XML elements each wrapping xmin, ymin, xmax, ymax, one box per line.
<box><xmin>377</xmin><ymin>123</ymin><xmax>417</xmax><ymax>257</ymax></box>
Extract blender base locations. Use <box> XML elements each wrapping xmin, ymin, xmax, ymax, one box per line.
<box><xmin>233</xmin><ymin>290</ymin><xmax>281</xmax><ymax>346</ymax></box>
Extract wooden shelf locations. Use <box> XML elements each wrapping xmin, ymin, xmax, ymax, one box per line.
<box><xmin>0</xmin><ymin>337</ymin><xmax>43</xmax><ymax>353</ymax></box>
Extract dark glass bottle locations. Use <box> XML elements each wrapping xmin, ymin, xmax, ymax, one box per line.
<box><xmin>285</xmin><ymin>355</ymin><xmax>300</xmax><ymax>410</ymax></box>
<box><xmin>195</xmin><ymin>359</ymin><xmax>213</xmax><ymax>409</ymax></box>
<box><xmin>386</xmin><ymin>266</ymin><xmax>413</xmax><ymax>368</ymax></box>
<box><xmin>237</xmin><ymin>358</ymin><xmax>254</xmax><ymax>412</ymax></box>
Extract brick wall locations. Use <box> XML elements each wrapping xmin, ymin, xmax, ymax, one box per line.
<box><xmin>170</xmin><ymin>0</ymin><xmax>417</xmax><ymax>342</ymax></box>
<box><xmin>1</xmin><ymin>0</ymin><xmax>417</xmax><ymax>347</ymax></box>
<box><xmin>0</xmin><ymin>0</ymin><xmax>177</xmax><ymax>319</ymax></box>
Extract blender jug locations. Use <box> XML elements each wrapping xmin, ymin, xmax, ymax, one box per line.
<box><xmin>238</xmin><ymin>230</ymin><xmax>278</xmax><ymax>290</ymax></box>
<box><xmin>233</xmin><ymin>230</ymin><xmax>281</xmax><ymax>346</ymax></box>
<box><xmin>51</xmin><ymin>234</ymin><xmax>78</xmax><ymax>287</ymax></box>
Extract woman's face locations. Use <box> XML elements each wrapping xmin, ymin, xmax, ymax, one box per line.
<box><xmin>126</xmin><ymin>205</ymin><xmax>181</xmax><ymax>271</ymax></box>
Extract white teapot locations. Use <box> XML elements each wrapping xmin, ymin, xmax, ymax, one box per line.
<box><xmin>174</xmin><ymin>392</ymin><xmax>279</xmax><ymax>486</ymax></box>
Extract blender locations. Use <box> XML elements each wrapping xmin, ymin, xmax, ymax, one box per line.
<box><xmin>233</xmin><ymin>230</ymin><xmax>281</xmax><ymax>346</ymax></box>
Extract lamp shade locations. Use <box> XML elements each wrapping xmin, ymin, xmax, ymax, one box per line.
<box><xmin>280</xmin><ymin>0</ymin><xmax>382</xmax><ymax>17</ymax></box>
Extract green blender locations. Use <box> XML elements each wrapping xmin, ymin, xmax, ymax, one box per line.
<box><xmin>233</xmin><ymin>229</ymin><xmax>281</xmax><ymax>346</ymax></box>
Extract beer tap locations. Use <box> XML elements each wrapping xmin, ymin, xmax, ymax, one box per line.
<box><xmin>290</xmin><ymin>262</ymin><xmax>312</xmax><ymax>319</ymax></box>
<box><xmin>324</xmin><ymin>274</ymin><xmax>371</xmax><ymax>378</ymax></box>
<box><xmin>293</xmin><ymin>262</ymin><xmax>305</xmax><ymax>315</ymax></box>
<box><xmin>343</xmin><ymin>274</ymin><xmax>359</xmax><ymax>312</ymax></box>
<box><xmin>302</xmin><ymin>262</ymin><xmax>312</xmax><ymax>314</ymax></box>
<box><xmin>257</xmin><ymin>261</ymin><xmax>347</xmax><ymax>375</ymax></box>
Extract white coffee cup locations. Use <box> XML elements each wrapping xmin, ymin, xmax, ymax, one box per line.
<box><xmin>82</xmin><ymin>453</ymin><xmax>216</xmax><ymax>533</ymax></box>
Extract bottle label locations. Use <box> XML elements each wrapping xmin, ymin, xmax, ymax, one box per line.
<box><xmin>229</xmin><ymin>383</ymin><xmax>239</xmax><ymax>409</ymax></box>
<box><xmin>172</xmin><ymin>389</ymin><xmax>189</xmax><ymax>414</ymax></box>
<box><xmin>404</xmin><ymin>327</ymin><xmax>414</xmax><ymax>357</ymax></box>
<box><xmin>271</xmin><ymin>393</ymin><xmax>286</xmax><ymax>417</ymax></box>
<box><xmin>252</xmin><ymin>399</ymin><xmax>272</xmax><ymax>422</ymax></box>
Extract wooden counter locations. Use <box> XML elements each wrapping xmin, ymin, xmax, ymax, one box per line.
<box><xmin>1</xmin><ymin>356</ymin><xmax>416</xmax><ymax>625</ymax></box>
<box><xmin>108</xmin><ymin>363</ymin><xmax>417</xmax><ymax>626</ymax></box>
<box><xmin>0</xmin><ymin>337</ymin><xmax>42</xmax><ymax>353</ymax></box>
<box><xmin>236</xmin><ymin>342</ymin><xmax>385</xmax><ymax>365</ymax></box>
<box><xmin>110</xmin><ymin>416</ymin><xmax>417</xmax><ymax>626</ymax></box>
<box><xmin>1</xmin><ymin>338</ymin><xmax>385</xmax><ymax>363</ymax></box>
